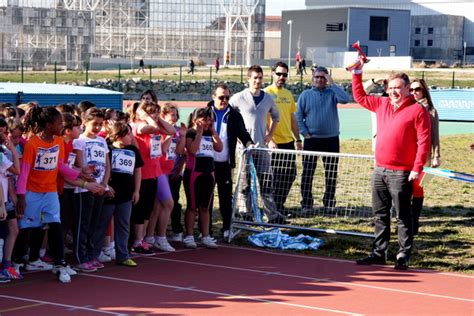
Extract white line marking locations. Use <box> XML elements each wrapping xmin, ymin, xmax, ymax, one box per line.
<box><xmin>219</xmin><ymin>245</ymin><xmax>474</xmax><ymax>279</ymax></box>
<box><xmin>0</xmin><ymin>295</ymin><xmax>125</xmax><ymax>315</ymax></box>
<box><xmin>81</xmin><ymin>273</ymin><xmax>361</xmax><ymax>315</ymax></box>
<box><xmin>145</xmin><ymin>256</ymin><xmax>474</xmax><ymax>303</ymax></box>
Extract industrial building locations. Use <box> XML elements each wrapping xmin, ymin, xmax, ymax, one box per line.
<box><xmin>0</xmin><ymin>0</ymin><xmax>266</xmax><ymax>70</ymax></box>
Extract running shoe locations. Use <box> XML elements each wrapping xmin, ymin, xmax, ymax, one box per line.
<box><xmin>131</xmin><ymin>244</ymin><xmax>155</xmax><ymax>256</ymax></box>
<box><xmin>97</xmin><ymin>251</ymin><xmax>112</xmax><ymax>263</ymax></box>
<box><xmin>25</xmin><ymin>259</ymin><xmax>53</xmax><ymax>271</ymax></box>
<box><xmin>201</xmin><ymin>236</ymin><xmax>218</xmax><ymax>249</ymax></box>
<box><xmin>103</xmin><ymin>247</ymin><xmax>116</xmax><ymax>260</ymax></box>
<box><xmin>74</xmin><ymin>261</ymin><xmax>97</xmax><ymax>273</ymax></box>
<box><xmin>119</xmin><ymin>258</ymin><xmax>137</xmax><ymax>267</ymax></box>
<box><xmin>183</xmin><ymin>235</ymin><xmax>197</xmax><ymax>249</ymax></box>
<box><xmin>90</xmin><ymin>258</ymin><xmax>105</xmax><ymax>269</ymax></box>
<box><xmin>1</xmin><ymin>266</ymin><xmax>23</xmax><ymax>279</ymax></box>
<box><xmin>53</xmin><ymin>265</ymin><xmax>71</xmax><ymax>283</ymax></box>
<box><xmin>0</xmin><ymin>275</ymin><xmax>11</xmax><ymax>283</ymax></box>
<box><xmin>154</xmin><ymin>237</ymin><xmax>175</xmax><ymax>252</ymax></box>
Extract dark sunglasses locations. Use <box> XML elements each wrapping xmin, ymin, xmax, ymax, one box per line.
<box><xmin>217</xmin><ymin>95</ymin><xmax>230</xmax><ymax>101</ymax></box>
<box><xmin>313</xmin><ymin>75</ymin><xmax>326</xmax><ymax>79</ymax></box>
<box><xmin>410</xmin><ymin>87</ymin><xmax>423</xmax><ymax>92</ymax></box>
<box><xmin>275</xmin><ymin>72</ymin><xmax>288</xmax><ymax>77</ymax></box>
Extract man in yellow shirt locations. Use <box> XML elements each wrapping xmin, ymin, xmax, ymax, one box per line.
<box><xmin>264</xmin><ymin>61</ymin><xmax>302</xmax><ymax>215</ymax></box>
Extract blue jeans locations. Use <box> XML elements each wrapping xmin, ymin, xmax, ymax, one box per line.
<box><xmin>372</xmin><ymin>167</ymin><xmax>413</xmax><ymax>260</ymax></box>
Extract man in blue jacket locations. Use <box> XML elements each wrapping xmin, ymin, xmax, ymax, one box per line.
<box><xmin>296</xmin><ymin>66</ymin><xmax>349</xmax><ymax>212</ymax></box>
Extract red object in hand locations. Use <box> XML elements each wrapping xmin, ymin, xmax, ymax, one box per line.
<box><xmin>345</xmin><ymin>41</ymin><xmax>370</xmax><ymax>71</ymax></box>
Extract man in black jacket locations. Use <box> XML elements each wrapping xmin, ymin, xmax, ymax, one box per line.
<box><xmin>207</xmin><ymin>83</ymin><xmax>253</xmax><ymax>238</ymax></box>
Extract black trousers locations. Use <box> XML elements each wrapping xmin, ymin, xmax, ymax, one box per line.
<box><xmin>271</xmin><ymin>141</ymin><xmax>297</xmax><ymax>211</ymax></box>
<box><xmin>372</xmin><ymin>167</ymin><xmax>413</xmax><ymax>260</ymax></box>
<box><xmin>301</xmin><ymin>136</ymin><xmax>339</xmax><ymax>209</ymax></box>
<box><xmin>209</xmin><ymin>161</ymin><xmax>233</xmax><ymax>233</ymax></box>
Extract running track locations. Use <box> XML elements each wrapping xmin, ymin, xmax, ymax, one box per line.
<box><xmin>0</xmin><ymin>244</ymin><xmax>472</xmax><ymax>315</ymax></box>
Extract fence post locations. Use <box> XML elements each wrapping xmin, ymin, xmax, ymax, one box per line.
<box><xmin>54</xmin><ymin>61</ymin><xmax>57</xmax><ymax>84</ymax></box>
<box><xmin>149</xmin><ymin>65</ymin><xmax>152</xmax><ymax>89</ymax></box>
<box><xmin>179</xmin><ymin>65</ymin><xmax>182</xmax><ymax>93</ymax></box>
<box><xmin>240</xmin><ymin>66</ymin><xmax>243</xmax><ymax>84</ymax></box>
<box><xmin>85</xmin><ymin>62</ymin><xmax>89</xmax><ymax>86</ymax></box>
<box><xmin>118</xmin><ymin>64</ymin><xmax>122</xmax><ymax>92</ymax></box>
<box><xmin>21</xmin><ymin>59</ymin><xmax>24</xmax><ymax>83</ymax></box>
<box><xmin>422</xmin><ymin>71</ymin><xmax>425</xmax><ymax>80</ymax></box>
<box><xmin>451</xmin><ymin>71</ymin><xmax>455</xmax><ymax>88</ymax></box>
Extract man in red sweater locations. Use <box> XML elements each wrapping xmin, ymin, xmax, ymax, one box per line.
<box><xmin>352</xmin><ymin>64</ymin><xmax>431</xmax><ymax>270</ymax></box>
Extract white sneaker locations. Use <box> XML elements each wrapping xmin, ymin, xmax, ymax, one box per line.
<box><xmin>64</xmin><ymin>265</ymin><xmax>77</xmax><ymax>276</ymax></box>
<box><xmin>103</xmin><ymin>247</ymin><xmax>116</xmax><ymax>260</ymax></box>
<box><xmin>223</xmin><ymin>230</ymin><xmax>233</xmax><ymax>240</ymax></box>
<box><xmin>201</xmin><ymin>236</ymin><xmax>218</xmax><ymax>249</ymax></box>
<box><xmin>154</xmin><ymin>237</ymin><xmax>175</xmax><ymax>252</ymax></box>
<box><xmin>97</xmin><ymin>251</ymin><xmax>112</xmax><ymax>263</ymax></box>
<box><xmin>183</xmin><ymin>235</ymin><xmax>197</xmax><ymax>249</ymax></box>
<box><xmin>169</xmin><ymin>233</ymin><xmax>183</xmax><ymax>242</ymax></box>
<box><xmin>26</xmin><ymin>259</ymin><xmax>53</xmax><ymax>271</ymax></box>
<box><xmin>53</xmin><ymin>265</ymin><xmax>71</xmax><ymax>283</ymax></box>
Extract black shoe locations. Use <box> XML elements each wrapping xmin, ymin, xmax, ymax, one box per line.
<box><xmin>268</xmin><ymin>216</ymin><xmax>289</xmax><ymax>225</ymax></box>
<box><xmin>356</xmin><ymin>255</ymin><xmax>386</xmax><ymax>265</ymax></box>
<box><xmin>394</xmin><ymin>257</ymin><xmax>409</xmax><ymax>270</ymax></box>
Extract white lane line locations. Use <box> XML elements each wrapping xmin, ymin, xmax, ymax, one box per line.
<box><xmin>81</xmin><ymin>273</ymin><xmax>361</xmax><ymax>315</ymax></box>
<box><xmin>0</xmin><ymin>295</ymin><xmax>125</xmax><ymax>315</ymax></box>
<box><xmin>218</xmin><ymin>245</ymin><xmax>474</xmax><ymax>279</ymax></box>
<box><xmin>145</xmin><ymin>256</ymin><xmax>474</xmax><ymax>303</ymax></box>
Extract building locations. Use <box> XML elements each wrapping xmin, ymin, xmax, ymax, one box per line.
<box><xmin>264</xmin><ymin>15</ymin><xmax>281</xmax><ymax>59</ymax></box>
<box><xmin>304</xmin><ymin>0</ymin><xmax>474</xmax><ymax>64</ymax></box>
<box><xmin>281</xmin><ymin>7</ymin><xmax>411</xmax><ymax>67</ymax></box>
<box><xmin>0</xmin><ymin>0</ymin><xmax>266</xmax><ymax>69</ymax></box>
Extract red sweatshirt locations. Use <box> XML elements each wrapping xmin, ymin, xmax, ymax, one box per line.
<box><xmin>352</xmin><ymin>74</ymin><xmax>431</xmax><ymax>173</ymax></box>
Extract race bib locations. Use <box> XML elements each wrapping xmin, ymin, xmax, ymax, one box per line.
<box><xmin>197</xmin><ymin>136</ymin><xmax>214</xmax><ymax>158</ymax></box>
<box><xmin>85</xmin><ymin>141</ymin><xmax>106</xmax><ymax>179</ymax></box>
<box><xmin>67</xmin><ymin>152</ymin><xmax>77</xmax><ymax>168</ymax></box>
<box><xmin>34</xmin><ymin>145</ymin><xmax>59</xmax><ymax>171</ymax></box>
<box><xmin>166</xmin><ymin>138</ymin><xmax>177</xmax><ymax>161</ymax></box>
<box><xmin>111</xmin><ymin>149</ymin><xmax>136</xmax><ymax>175</ymax></box>
<box><xmin>150</xmin><ymin>135</ymin><xmax>162</xmax><ymax>158</ymax></box>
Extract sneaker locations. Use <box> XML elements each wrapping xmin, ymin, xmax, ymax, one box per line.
<box><xmin>356</xmin><ymin>255</ymin><xmax>386</xmax><ymax>265</ymax></box>
<box><xmin>0</xmin><ymin>275</ymin><xmax>11</xmax><ymax>283</ymax></box>
<box><xmin>394</xmin><ymin>257</ymin><xmax>409</xmax><ymax>270</ymax></box>
<box><xmin>25</xmin><ymin>259</ymin><xmax>53</xmax><ymax>271</ymax></box>
<box><xmin>90</xmin><ymin>259</ymin><xmax>105</xmax><ymax>269</ymax></box>
<box><xmin>201</xmin><ymin>236</ymin><xmax>218</xmax><ymax>249</ymax></box>
<box><xmin>63</xmin><ymin>265</ymin><xmax>77</xmax><ymax>276</ymax></box>
<box><xmin>119</xmin><ymin>258</ymin><xmax>137</xmax><ymax>267</ymax></box>
<box><xmin>2</xmin><ymin>266</ymin><xmax>23</xmax><ymax>279</ymax></box>
<box><xmin>131</xmin><ymin>244</ymin><xmax>155</xmax><ymax>256</ymax></box>
<box><xmin>53</xmin><ymin>265</ymin><xmax>71</xmax><ymax>283</ymax></box>
<box><xmin>223</xmin><ymin>230</ymin><xmax>233</xmax><ymax>240</ymax></box>
<box><xmin>169</xmin><ymin>232</ymin><xmax>183</xmax><ymax>242</ymax></box>
<box><xmin>97</xmin><ymin>251</ymin><xmax>112</xmax><ymax>263</ymax></box>
<box><xmin>154</xmin><ymin>237</ymin><xmax>176</xmax><ymax>252</ymax></box>
<box><xmin>103</xmin><ymin>247</ymin><xmax>116</xmax><ymax>260</ymax></box>
<box><xmin>74</xmin><ymin>261</ymin><xmax>97</xmax><ymax>273</ymax></box>
<box><xmin>183</xmin><ymin>235</ymin><xmax>197</xmax><ymax>249</ymax></box>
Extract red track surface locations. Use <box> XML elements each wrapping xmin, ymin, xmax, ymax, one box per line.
<box><xmin>1</xmin><ymin>245</ymin><xmax>472</xmax><ymax>315</ymax></box>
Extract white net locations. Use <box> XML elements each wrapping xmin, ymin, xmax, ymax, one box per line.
<box><xmin>231</xmin><ymin>147</ymin><xmax>376</xmax><ymax>237</ymax></box>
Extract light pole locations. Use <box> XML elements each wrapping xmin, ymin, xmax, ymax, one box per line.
<box><xmin>287</xmin><ymin>20</ymin><xmax>293</xmax><ymax>80</ymax></box>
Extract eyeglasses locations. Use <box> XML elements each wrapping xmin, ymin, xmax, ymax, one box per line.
<box><xmin>217</xmin><ymin>95</ymin><xmax>230</xmax><ymax>101</ymax></box>
<box><xmin>275</xmin><ymin>72</ymin><xmax>288</xmax><ymax>78</ymax></box>
<box><xmin>410</xmin><ymin>87</ymin><xmax>423</xmax><ymax>92</ymax></box>
<box><xmin>313</xmin><ymin>76</ymin><xmax>326</xmax><ymax>79</ymax></box>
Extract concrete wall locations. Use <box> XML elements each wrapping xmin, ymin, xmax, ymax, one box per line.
<box><xmin>348</xmin><ymin>7</ymin><xmax>411</xmax><ymax>57</ymax></box>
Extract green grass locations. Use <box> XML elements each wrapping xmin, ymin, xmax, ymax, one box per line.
<box><xmin>221</xmin><ymin>134</ymin><xmax>474</xmax><ymax>274</ymax></box>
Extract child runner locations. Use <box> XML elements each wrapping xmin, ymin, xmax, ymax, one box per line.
<box><xmin>159</xmin><ymin>103</ymin><xmax>187</xmax><ymax>242</ymax></box>
<box><xmin>16</xmin><ymin>106</ymin><xmax>86</xmax><ymax>283</ymax></box>
<box><xmin>183</xmin><ymin>108</ymin><xmax>223</xmax><ymax>249</ymax></box>
<box><xmin>73</xmin><ymin>107</ymin><xmax>113</xmax><ymax>272</ymax></box>
<box><xmin>98</xmin><ymin>122</ymin><xmax>144</xmax><ymax>266</ymax></box>
<box><xmin>0</xmin><ymin>118</ymin><xmax>21</xmax><ymax>279</ymax></box>
<box><xmin>130</xmin><ymin>101</ymin><xmax>175</xmax><ymax>253</ymax></box>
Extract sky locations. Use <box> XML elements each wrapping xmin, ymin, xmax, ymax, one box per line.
<box><xmin>265</xmin><ymin>0</ymin><xmax>306</xmax><ymax>16</ymax></box>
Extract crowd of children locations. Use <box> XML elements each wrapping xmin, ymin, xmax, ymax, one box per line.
<box><xmin>0</xmin><ymin>90</ymin><xmax>223</xmax><ymax>284</ymax></box>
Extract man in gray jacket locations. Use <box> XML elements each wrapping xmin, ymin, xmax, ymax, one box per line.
<box><xmin>230</xmin><ymin>65</ymin><xmax>287</xmax><ymax>224</ymax></box>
